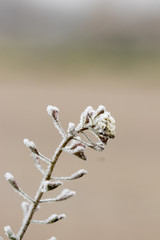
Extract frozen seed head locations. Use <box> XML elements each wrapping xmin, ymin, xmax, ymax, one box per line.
<box><xmin>47</xmin><ymin>105</ymin><xmax>59</xmax><ymax>120</ymax></box>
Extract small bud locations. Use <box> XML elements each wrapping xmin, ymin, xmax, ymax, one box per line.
<box><xmin>67</xmin><ymin>122</ymin><xmax>76</xmax><ymax>136</ymax></box>
<box><xmin>23</xmin><ymin>139</ymin><xmax>39</xmax><ymax>155</ymax></box>
<box><xmin>64</xmin><ymin>140</ymin><xmax>87</xmax><ymax>161</ymax></box>
<box><xmin>5</xmin><ymin>173</ymin><xmax>19</xmax><ymax>191</ymax></box>
<box><xmin>4</xmin><ymin>226</ymin><xmax>18</xmax><ymax>240</ymax></box>
<box><xmin>80</xmin><ymin>106</ymin><xmax>94</xmax><ymax>127</ymax></box>
<box><xmin>69</xmin><ymin>169</ymin><xmax>87</xmax><ymax>180</ymax></box>
<box><xmin>73</xmin><ymin>146</ymin><xmax>87</xmax><ymax>161</ymax></box>
<box><xmin>32</xmin><ymin>214</ymin><xmax>66</xmax><ymax>224</ymax></box>
<box><xmin>47</xmin><ymin>105</ymin><xmax>59</xmax><ymax>121</ymax></box>
<box><xmin>54</xmin><ymin>189</ymin><xmax>76</xmax><ymax>201</ymax></box>
<box><xmin>95</xmin><ymin>105</ymin><xmax>106</xmax><ymax>117</ymax></box>
<box><xmin>42</xmin><ymin>181</ymin><xmax>63</xmax><ymax>192</ymax></box>
<box><xmin>46</xmin><ymin>214</ymin><xmax>66</xmax><ymax>224</ymax></box>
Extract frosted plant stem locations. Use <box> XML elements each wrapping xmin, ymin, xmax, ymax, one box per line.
<box><xmin>17</xmin><ymin>136</ymin><xmax>72</xmax><ymax>240</ymax></box>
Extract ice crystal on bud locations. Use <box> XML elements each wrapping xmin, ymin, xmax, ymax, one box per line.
<box><xmin>53</xmin><ymin>189</ymin><xmax>76</xmax><ymax>201</ymax></box>
<box><xmin>23</xmin><ymin>139</ymin><xmax>36</xmax><ymax>149</ymax></box>
<box><xmin>46</xmin><ymin>214</ymin><xmax>66</xmax><ymax>224</ymax></box>
<box><xmin>5</xmin><ymin>172</ymin><xmax>19</xmax><ymax>191</ymax></box>
<box><xmin>42</xmin><ymin>181</ymin><xmax>63</xmax><ymax>192</ymax></box>
<box><xmin>94</xmin><ymin>105</ymin><xmax>106</xmax><ymax>117</ymax></box>
<box><xmin>23</xmin><ymin>139</ymin><xmax>38</xmax><ymax>155</ymax></box>
<box><xmin>69</xmin><ymin>169</ymin><xmax>87</xmax><ymax>180</ymax></box>
<box><xmin>32</xmin><ymin>214</ymin><xmax>66</xmax><ymax>224</ymax></box>
<box><xmin>47</xmin><ymin>106</ymin><xmax>59</xmax><ymax>120</ymax></box>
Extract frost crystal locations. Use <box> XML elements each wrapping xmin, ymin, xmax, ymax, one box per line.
<box><xmin>48</xmin><ymin>237</ymin><xmax>56</xmax><ymax>240</ymax></box>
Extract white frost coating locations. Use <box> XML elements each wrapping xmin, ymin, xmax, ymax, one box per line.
<box><xmin>94</xmin><ymin>105</ymin><xmax>106</xmax><ymax>117</ymax></box>
<box><xmin>48</xmin><ymin>237</ymin><xmax>56</xmax><ymax>240</ymax></box>
<box><xmin>70</xmin><ymin>169</ymin><xmax>87</xmax><ymax>180</ymax></box>
<box><xmin>4</xmin><ymin>226</ymin><xmax>12</xmax><ymax>234</ymax></box>
<box><xmin>79</xmin><ymin>106</ymin><xmax>94</xmax><ymax>127</ymax></box>
<box><xmin>23</xmin><ymin>139</ymin><xmax>36</xmax><ymax>149</ymax></box>
<box><xmin>32</xmin><ymin>214</ymin><xmax>66</xmax><ymax>224</ymax></box>
<box><xmin>4</xmin><ymin>226</ymin><xmax>19</xmax><ymax>240</ymax></box>
<box><xmin>46</xmin><ymin>214</ymin><xmax>66</xmax><ymax>224</ymax></box>
<box><xmin>67</xmin><ymin>122</ymin><xmax>76</xmax><ymax>136</ymax></box>
<box><xmin>54</xmin><ymin>189</ymin><xmax>76</xmax><ymax>201</ymax></box>
<box><xmin>84</xmin><ymin>106</ymin><xmax>94</xmax><ymax>115</ymax></box>
<box><xmin>42</xmin><ymin>180</ymin><xmax>63</xmax><ymax>192</ymax></box>
<box><xmin>46</xmin><ymin>105</ymin><xmax>59</xmax><ymax>117</ymax></box>
<box><xmin>21</xmin><ymin>201</ymin><xmax>30</xmax><ymax>217</ymax></box>
<box><xmin>5</xmin><ymin>172</ymin><xmax>19</xmax><ymax>191</ymax></box>
<box><xmin>5</xmin><ymin>172</ymin><xmax>14</xmax><ymax>181</ymax></box>
<box><xmin>40</xmin><ymin>189</ymin><xmax>76</xmax><ymax>203</ymax></box>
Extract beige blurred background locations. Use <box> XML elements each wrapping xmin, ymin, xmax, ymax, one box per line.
<box><xmin>0</xmin><ymin>0</ymin><xmax>160</xmax><ymax>239</ymax></box>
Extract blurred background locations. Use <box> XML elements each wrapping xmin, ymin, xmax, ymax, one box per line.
<box><xmin>0</xmin><ymin>0</ymin><xmax>160</xmax><ymax>239</ymax></box>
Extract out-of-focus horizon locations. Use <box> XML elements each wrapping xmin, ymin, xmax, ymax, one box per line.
<box><xmin>0</xmin><ymin>0</ymin><xmax>160</xmax><ymax>86</ymax></box>
<box><xmin>0</xmin><ymin>0</ymin><xmax>160</xmax><ymax>46</ymax></box>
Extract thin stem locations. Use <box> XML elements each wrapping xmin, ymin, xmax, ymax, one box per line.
<box><xmin>17</xmin><ymin>136</ymin><xmax>72</xmax><ymax>240</ymax></box>
<box><xmin>73</xmin><ymin>137</ymin><xmax>92</xmax><ymax>148</ymax></box>
<box><xmin>18</xmin><ymin>189</ymin><xmax>35</xmax><ymax>203</ymax></box>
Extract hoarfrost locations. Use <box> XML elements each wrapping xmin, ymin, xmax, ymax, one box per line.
<box><xmin>23</xmin><ymin>139</ymin><xmax>36</xmax><ymax>149</ymax></box>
